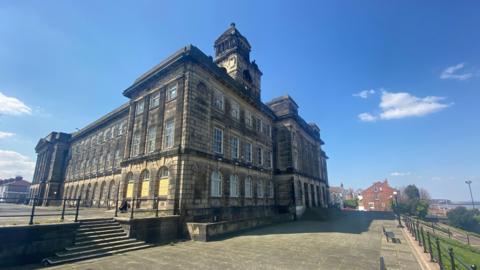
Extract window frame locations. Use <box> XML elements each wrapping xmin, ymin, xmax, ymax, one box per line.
<box><xmin>135</xmin><ymin>100</ymin><xmax>144</xmax><ymax>115</ymax></box>
<box><xmin>210</xmin><ymin>170</ymin><xmax>222</xmax><ymax>197</ymax></box>
<box><xmin>150</xmin><ymin>91</ymin><xmax>160</xmax><ymax>108</ymax></box>
<box><xmin>230</xmin><ymin>136</ymin><xmax>239</xmax><ymax>159</ymax></box>
<box><xmin>163</xmin><ymin>119</ymin><xmax>175</xmax><ymax>149</ymax></box>
<box><xmin>166</xmin><ymin>84</ymin><xmax>178</xmax><ymax>101</ymax></box>
<box><xmin>230</xmin><ymin>174</ymin><xmax>239</xmax><ymax>198</ymax></box>
<box><xmin>213</xmin><ymin>127</ymin><xmax>224</xmax><ymax>155</ymax></box>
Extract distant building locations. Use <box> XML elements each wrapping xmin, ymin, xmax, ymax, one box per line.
<box><xmin>329</xmin><ymin>183</ymin><xmax>357</xmax><ymax>208</ymax></box>
<box><xmin>0</xmin><ymin>176</ymin><xmax>31</xmax><ymax>202</ymax></box>
<box><xmin>360</xmin><ymin>180</ymin><xmax>397</xmax><ymax>211</ymax></box>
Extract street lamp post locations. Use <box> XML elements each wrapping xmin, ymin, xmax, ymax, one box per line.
<box><xmin>393</xmin><ymin>191</ymin><xmax>403</xmax><ymax>228</ymax></box>
<box><xmin>465</xmin><ymin>180</ymin><xmax>475</xmax><ymax>210</ymax></box>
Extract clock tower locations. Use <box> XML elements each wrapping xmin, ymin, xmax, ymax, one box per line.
<box><xmin>214</xmin><ymin>23</ymin><xmax>262</xmax><ymax>100</ymax></box>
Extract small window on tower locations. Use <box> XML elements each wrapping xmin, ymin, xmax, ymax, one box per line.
<box><xmin>243</xmin><ymin>70</ymin><xmax>252</xmax><ymax>83</ymax></box>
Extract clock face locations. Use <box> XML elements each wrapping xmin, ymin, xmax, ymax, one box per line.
<box><xmin>228</xmin><ymin>55</ymin><xmax>237</xmax><ymax>69</ymax></box>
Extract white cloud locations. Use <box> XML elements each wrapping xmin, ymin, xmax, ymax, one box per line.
<box><xmin>0</xmin><ymin>92</ymin><xmax>32</xmax><ymax>116</ymax></box>
<box><xmin>0</xmin><ymin>132</ymin><xmax>15</xmax><ymax>139</ymax></box>
<box><xmin>440</xmin><ymin>63</ymin><xmax>473</xmax><ymax>81</ymax></box>
<box><xmin>390</xmin><ymin>172</ymin><xmax>411</xmax><ymax>177</ymax></box>
<box><xmin>358</xmin><ymin>112</ymin><xmax>377</xmax><ymax>122</ymax></box>
<box><xmin>353</xmin><ymin>89</ymin><xmax>376</xmax><ymax>99</ymax></box>
<box><xmin>358</xmin><ymin>90</ymin><xmax>451</xmax><ymax>121</ymax></box>
<box><xmin>0</xmin><ymin>150</ymin><xmax>35</xmax><ymax>181</ymax></box>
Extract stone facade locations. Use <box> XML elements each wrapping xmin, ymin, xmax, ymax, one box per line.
<box><xmin>30</xmin><ymin>24</ymin><xmax>329</xmax><ymax>220</ymax></box>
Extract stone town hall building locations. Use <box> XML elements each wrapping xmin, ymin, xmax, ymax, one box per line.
<box><xmin>29</xmin><ymin>24</ymin><xmax>329</xmax><ymax>220</ymax></box>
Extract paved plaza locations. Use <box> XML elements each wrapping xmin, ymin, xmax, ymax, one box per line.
<box><xmin>7</xmin><ymin>211</ymin><xmax>423</xmax><ymax>270</ymax></box>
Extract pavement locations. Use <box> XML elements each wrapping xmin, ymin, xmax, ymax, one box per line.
<box><xmin>8</xmin><ymin>211</ymin><xmax>424</xmax><ymax>270</ymax></box>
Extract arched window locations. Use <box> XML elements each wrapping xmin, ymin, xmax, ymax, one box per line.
<box><xmin>125</xmin><ymin>173</ymin><xmax>134</xmax><ymax>198</ymax></box>
<box><xmin>230</xmin><ymin>174</ymin><xmax>239</xmax><ymax>197</ymax></box>
<box><xmin>245</xmin><ymin>176</ymin><xmax>253</xmax><ymax>198</ymax></box>
<box><xmin>139</xmin><ymin>170</ymin><xmax>150</xmax><ymax>197</ymax></box>
<box><xmin>158</xmin><ymin>167</ymin><xmax>170</xmax><ymax>197</ymax></box>
<box><xmin>257</xmin><ymin>179</ymin><xmax>264</xmax><ymax>198</ymax></box>
<box><xmin>210</xmin><ymin>170</ymin><xmax>222</xmax><ymax>197</ymax></box>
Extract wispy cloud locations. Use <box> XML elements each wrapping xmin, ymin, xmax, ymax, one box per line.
<box><xmin>353</xmin><ymin>89</ymin><xmax>375</xmax><ymax>99</ymax></box>
<box><xmin>390</xmin><ymin>172</ymin><xmax>411</xmax><ymax>177</ymax></box>
<box><xmin>440</xmin><ymin>63</ymin><xmax>473</xmax><ymax>81</ymax></box>
<box><xmin>0</xmin><ymin>92</ymin><xmax>32</xmax><ymax>116</ymax></box>
<box><xmin>358</xmin><ymin>90</ymin><xmax>452</xmax><ymax>122</ymax></box>
<box><xmin>0</xmin><ymin>132</ymin><xmax>15</xmax><ymax>139</ymax></box>
<box><xmin>0</xmin><ymin>150</ymin><xmax>35</xmax><ymax>181</ymax></box>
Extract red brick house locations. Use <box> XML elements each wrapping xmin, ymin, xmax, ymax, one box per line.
<box><xmin>360</xmin><ymin>180</ymin><xmax>397</xmax><ymax>211</ymax></box>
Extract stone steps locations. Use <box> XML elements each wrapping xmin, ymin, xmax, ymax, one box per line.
<box><xmin>42</xmin><ymin>219</ymin><xmax>153</xmax><ymax>266</ymax></box>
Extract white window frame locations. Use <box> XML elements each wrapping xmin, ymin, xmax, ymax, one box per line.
<box><xmin>245</xmin><ymin>110</ymin><xmax>252</xmax><ymax>127</ymax></box>
<box><xmin>245</xmin><ymin>142</ymin><xmax>252</xmax><ymax>163</ymax></box>
<box><xmin>163</xmin><ymin>119</ymin><xmax>175</xmax><ymax>149</ymax></box>
<box><xmin>231</xmin><ymin>101</ymin><xmax>240</xmax><ymax>120</ymax></box>
<box><xmin>136</xmin><ymin>100</ymin><xmax>144</xmax><ymax>115</ymax></box>
<box><xmin>230</xmin><ymin>174</ymin><xmax>239</xmax><ymax>197</ymax></box>
<box><xmin>210</xmin><ymin>170</ymin><xmax>222</xmax><ymax>197</ymax></box>
<box><xmin>150</xmin><ymin>91</ymin><xmax>160</xmax><ymax>108</ymax></box>
<box><xmin>230</xmin><ymin>136</ymin><xmax>239</xmax><ymax>159</ymax></box>
<box><xmin>167</xmin><ymin>84</ymin><xmax>178</xmax><ymax>101</ymax></box>
<box><xmin>245</xmin><ymin>177</ymin><xmax>253</xmax><ymax>198</ymax></box>
<box><xmin>213</xmin><ymin>90</ymin><xmax>224</xmax><ymax>111</ymax></box>
<box><xmin>146</xmin><ymin>126</ymin><xmax>157</xmax><ymax>153</ymax></box>
<box><xmin>213</xmin><ymin>127</ymin><xmax>224</xmax><ymax>154</ymax></box>
<box><xmin>257</xmin><ymin>180</ymin><xmax>264</xmax><ymax>198</ymax></box>
<box><xmin>131</xmin><ymin>132</ymin><xmax>141</xmax><ymax>157</ymax></box>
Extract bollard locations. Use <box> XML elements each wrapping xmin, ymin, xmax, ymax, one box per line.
<box><xmin>427</xmin><ymin>231</ymin><xmax>434</xmax><ymax>262</ymax></box>
<box><xmin>421</xmin><ymin>227</ymin><xmax>427</xmax><ymax>253</ymax></box>
<box><xmin>436</xmin><ymin>237</ymin><xmax>443</xmax><ymax>270</ymax></box>
<box><xmin>448</xmin><ymin>247</ymin><xmax>455</xmax><ymax>270</ymax></box>
<box><xmin>74</xmin><ymin>197</ymin><xmax>80</xmax><ymax>222</ymax></box>
<box><xmin>155</xmin><ymin>197</ymin><xmax>159</xmax><ymax>218</ymax></box>
<box><xmin>60</xmin><ymin>198</ymin><xmax>66</xmax><ymax>221</ymax></box>
<box><xmin>130</xmin><ymin>197</ymin><xmax>135</xmax><ymax>219</ymax></box>
<box><xmin>29</xmin><ymin>197</ymin><xmax>37</xmax><ymax>225</ymax></box>
<box><xmin>114</xmin><ymin>197</ymin><xmax>119</xmax><ymax>218</ymax></box>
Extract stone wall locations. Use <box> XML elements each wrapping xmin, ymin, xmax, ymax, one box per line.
<box><xmin>116</xmin><ymin>216</ymin><xmax>180</xmax><ymax>244</ymax></box>
<box><xmin>0</xmin><ymin>222</ymin><xmax>79</xmax><ymax>267</ymax></box>
<box><xmin>186</xmin><ymin>213</ymin><xmax>294</xmax><ymax>241</ymax></box>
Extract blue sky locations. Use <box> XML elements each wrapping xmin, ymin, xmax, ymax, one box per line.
<box><xmin>0</xmin><ymin>1</ymin><xmax>479</xmax><ymax>201</ymax></box>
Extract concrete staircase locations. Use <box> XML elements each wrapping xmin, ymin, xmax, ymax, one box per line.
<box><xmin>42</xmin><ymin>218</ymin><xmax>152</xmax><ymax>266</ymax></box>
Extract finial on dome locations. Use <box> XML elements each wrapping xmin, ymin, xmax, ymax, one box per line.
<box><xmin>230</xmin><ymin>22</ymin><xmax>236</xmax><ymax>28</ymax></box>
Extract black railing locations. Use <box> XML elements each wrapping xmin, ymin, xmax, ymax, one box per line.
<box><xmin>404</xmin><ymin>216</ymin><xmax>478</xmax><ymax>270</ymax></box>
<box><xmin>0</xmin><ymin>196</ymin><xmax>171</xmax><ymax>226</ymax></box>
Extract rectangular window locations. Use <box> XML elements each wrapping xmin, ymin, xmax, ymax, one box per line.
<box><xmin>150</xmin><ymin>92</ymin><xmax>160</xmax><ymax>108</ymax></box>
<box><xmin>245</xmin><ymin>177</ymin><xmax>252</xmax><ymax>198</ymax></box>
<box><xmin>257</xmin><ymin>147</ymin><xmax>263</xmax><ymax>166</ymax></box>
<box><xmin>163</xmin><ymin>119</ymin><xmax>174</xmax><ymax>148</ymax></box>
<box><xmin>245</xmin><ymin>110</ymin><xmax>252</xmax><ymax>127</ymax></box>
<box><xmin>213</xmin><ymin>128</ymin><xmax>224</xmax><ymax>154</ymax></box>
<box><xmin>231</xmin><ymin>101</ymin><xmax>240</xmax><ymax>120</ymax></box>
<box><xmin>136</xmin><ymin>100</ymin><xmax>144</xmax><ymax>115</ymax></box>
<box><xmin>213</xmin><ymin>90</ymin><xmax>224</xmax><ymax>111</ymax></box>
<box><xmin>245</xmin><ymin>142</ymin><xmax>252</xmax><ymax>163</ymax></box>
<box><xmin>268</xmin><ymin>181</ymin><xmax>274</xmax><ymax>198</ymax></box>
<box><xmin>256</xmin><ymin>118</ymin><xmax>263</xmax><ymax>133</ymax></box>
<box><xmin>167</xmin><ymin>84</ymin><xmax>177</xmax><ymax>101</ymax></box>
<box><xmin>146</xmin><ymin>126</ymin><xmax>157</xmax><ymax>153</ymax></box>
<box><xmin>131</xmin><ymin>132</ymin><xmax>141</xmax><ymax>157</ymax></box>
<box><xmin>230</xmin><ymin>136</ymin><xmax>239</xmax><ymax>159</ymax></box>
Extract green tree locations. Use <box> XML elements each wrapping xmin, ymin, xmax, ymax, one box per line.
<box><xmin>404</xmin><ymin>185</ymin><xmax>420</xmax><ymax>200</ymax></box>
<box><xmin>343</xmin><ymin>198</ymin><xmax>358</xmax><ymax>209</ymax></box>
<box><xmin>446</xmin><ymin>207</ymin><xmax>480</xmax><ymax>233</ymax></box>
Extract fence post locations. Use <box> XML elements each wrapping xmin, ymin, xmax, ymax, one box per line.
<box><xmin>436</xmin><ymin>237</ymin><xmax>443</xmax><ymax>270</ymax></box>
<box><xmin>114</xmin><ymin>198</ymin><xmax>119</xmax><ymax>218</ymax></box>
<box><xmin>427</xmin><ymin>231</ymin><xmax>434</xmax><ymax>262</ymax></box>
<box><xmin>467</xmin><ymin>234</ymin><xmax>470</xmax><ymax>245</ymax></box>
<box><xmin>414</xmin><ymin>221</ymin><xmax>418</xmax><ymax>241</ymax></box>
<box><xmin>432</xmin><ymin>221</ymin><xmax>435</xmax><ymax>234</ymax></box>
<box><xmin>28</xmin><ymin>197</ymin><xmax>37</xmax><ymax>225</ymax></box>
<box><xmin>74</xmin><ymin>197</ymin><xmax>80</xmax><ymax>222</ymax></box>
<box><xmin>130</xmin><ymin>197</ymin><xmax>135</xmax><ymax>219</ymax></box>
<box><xmin>417</xmin><ymin>223</ymin><xmax>423</xmax><ymax>246</ymax></box>
<box><xmin>471</xmin><ymin>264</ymin><xmax>477</xmax><ymax>270</ymax></box>
<box><xmin>60</xmin><ymin>198</ymin><xmax>66</xmax><ymax>221</ymax></box>
<box><xmin>448</xmin><ymin>247</ymin><xmax>456</xmax><ymax>270</ymax></box>
<box><xmin>448</xmin><ymin>228</ymin><xmax>451</xmax><ymax>239</ymax></box>
<box><xmin>421</xmin><ymin>227</ymin><xmax>427</xmax><ymax>253</ymax></box>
